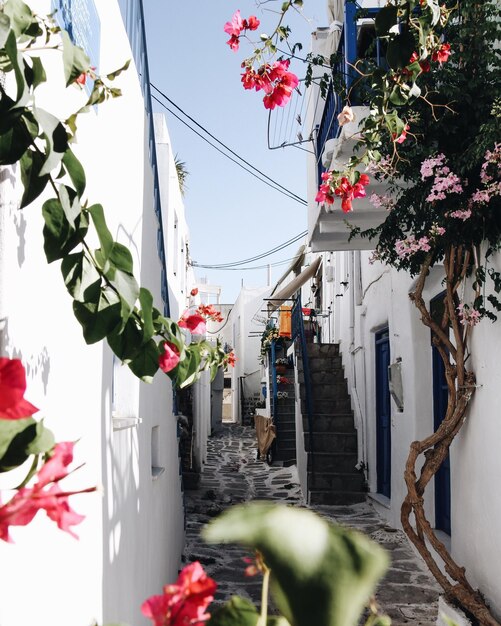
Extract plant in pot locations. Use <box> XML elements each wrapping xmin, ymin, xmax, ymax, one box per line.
<box><xmin>275</xmin><ymin>357</ymin><xmax>288</xmax><ymax>374</ymax></box>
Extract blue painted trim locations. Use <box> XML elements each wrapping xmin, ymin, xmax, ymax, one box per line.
<box><xmin>118</xmin><ymin>0</ymin><xmax>171</xmax><ymax>317</ymax></box>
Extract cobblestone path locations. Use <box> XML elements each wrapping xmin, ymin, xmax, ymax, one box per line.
<box><xmin>183</xmin><ymin>425</ymin><xmax>440</xmax><ymax>625</ymax></box>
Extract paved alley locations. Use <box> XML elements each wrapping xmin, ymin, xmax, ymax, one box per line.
<box><xmin>183</xmin><ymin>424</ymin><xmax>441</xmax><ymax>625</ymax></box>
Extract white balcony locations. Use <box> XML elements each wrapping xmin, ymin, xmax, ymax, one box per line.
<box><xmin>309</xmin><ymin>106</ymin><xmax>389</xmax><ymax>252</ymax></box>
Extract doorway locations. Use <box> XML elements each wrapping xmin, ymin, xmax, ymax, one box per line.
<box><xmin>375</xmin><ymin>328</ymin><xmax>391</xmax><ymax>498</ymax></box>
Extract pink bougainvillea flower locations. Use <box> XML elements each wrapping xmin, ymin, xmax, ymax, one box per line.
<box><xmin>142</xmin><ymin>562</ymin><xmax>217</xmax><ymax>626</ymax></box>
<box><xmin>36</xmin><ymin>441</ymin><xmax>75</xmax><ymax>487</ymax></box>
<box><xmin>224</xmin><ymin>11</ymin><xmax>260</xmax><ymax>51</ymax></box>
<box><xmin>159</xmin><ymin>342</ymin><xmax>181</xmax><ymax>373</ymax></box>
<box><xmin>0</xmin><ymin>357</ymin><xmax>39</xmax><ymax>420</ymax></box>
<box><xmin>0</xmin><ymin>441</ymin><xmax>94</xmax><ymax>542</ymax></box>
<box><xmin>223</xmin><ymin>10</ymin><xmax>244</xmax><ymax>37</ymax></box>
<box><xmin>337</xmin><ymin>105</ymin><xmax>355</xmax><ymax>126</ymax></box>
<box><xmin>178</xmin><ymin>311</ymin><xmax>207</xmax><ymax>335</ymax></box>
<box><xmin>432</xmin><ymin>43</ymin><xmax>451</xmax><ymax>64</ymax></box>
<box><xmin>393</xmin><ymin>124</ymin><xmax>410</xmax><ymax>144</ymax></box>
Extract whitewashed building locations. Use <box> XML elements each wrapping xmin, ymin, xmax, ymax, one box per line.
<box><xmin>294</xmin><ymin>0</ymin><xmax>501</xmax><ymax>619</ymax></box>
<box><xmin>0</xmin><ymin>2</ymin><xmax>194</xmax><ymax>625</ymax></box>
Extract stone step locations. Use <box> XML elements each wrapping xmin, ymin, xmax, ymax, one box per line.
<box><xmin>299</xmin><ymin>369</ymin><xmax>346</xmax><ymax>385</ymax></box>
<box><xmin>306</xmin><ymin>343</ymin><xmax>340</xmax><ymax>357</ymax></box>
<box><xmin>307</xmin><ymin>471</ymin><xmax>365</xmax><ymax>492</ymax></box>
<box><xmin>302</xmin><ymin>397</ymin><xmax>352</xmax><ymax>414</ymax></box>
<box><xmin>309</xmin><ymin>490</ymin><xmax>366</xmax><ymax>505</ymax></box>
<box><xmin>303</xmin><ymin>413</ymin><xmax>355</xmax><ymax>433</ymax></box>
<box><xmin>304</xmin><ymin>432</ymin><xmax>357</xmax><ymax>453</ymax></box>
<box><xmin>297</xmin><ymin>355</ymin><xmax>343</xmax><ymax>371</ymax></box>
<box><xmin>307</xmin><ymin>451</ymin><xmax>358</xmax><ymax>473</ymax></box>
<box><xmin>301</xmin><ymin>381</ymin><xmax>350</xmax><ymax>400</ymax></box>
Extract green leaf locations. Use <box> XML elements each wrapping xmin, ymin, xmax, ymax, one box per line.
<box><xmin>73</xmin><ymin>287</ymin><xmax>122</xmax><ymax>344</ymax></box>
<box><xmin>33</xmin><ymin>107</ymin><xmax>69</xmax><ymax>176</ymax></box>
<box><xmin>25</xmin><ymin>420</ymin><xmax>55</xmax><ymax>455</ymax></box>
<box><xmin>108</xmin><ymin>243</ymin><xmax>134</xmax><ymax>274</ymax></box>
<box><xmin>3</xmin><ymin>0</ymin><xmax>34</xmax><ymax>37</ymax></box>
<box><xmin>107</xmin><ymin>317</ymin><xmax>143</xmax><ymax>363</ymax></box>
<box><xmin>0</xmin><ymin>418</ymin><xmax>37</xmax><ymax>472</ymax></box>
<box><xmin>176</xmin><ymin>346</ymin><xmax>202</xmax><ymax>388</ymax></box>
<box><xmin>106</xmin><ymin>59</ymin><xmax>131</xmax><ymax>81</ymax></box>
<box><xmin>139</xmin><ymin>288</ymin><xmax>155</xmax><ymax>344</ymax></box>
<box><xmin>208</xmin><ymin>597</ymin><xmax>260</xmax><ymax>626</ymax></box>
<box><xmin>386</xmin><ymin>31</ymin><xmax>416</xmax><ymax>70</ymax></box>
<box><xmin>19</xmin><ymin>148</ymin><xmax>50</xmax><ymax>208</ymax></box>
<box><xmin>108</xmin><ymin>268</ymin><xmax>139</xmax><ymax>322</ymax></box>
<box><xmin>128</xmin><ymin>339</ymin><xmax>160</xmax><ymax>382</ymax></box>
<box><xmin>30</xmin><ymin>56</ymin><xmax>46</xmax><ymax>89</ymax></box>
<box><xmin>0</xmin><ymin>417</ymin><xmax>34</xmax><ymax>461</ymax></box>
<box><xmin>4</xmin><ymin>30</ymin><xmax>29</xmax><ymax>106</ymax></box>
<box><xmin>59</xmin><ymin>184</ymin><xmax>81</xmax><ymax>228</ymax></box>
<box><xmin>0</xmin><ymin>115</ymin><xmax>33</xmax><ymax>165</ymax></box>
<box><xmin>0</xmin><ymin>13</ymin><xmax>11</xmax><ymax>49</ymax></box>
<box><xmin>375</xmin><ymin>5</ymin><xmax>398</xmax><ymax>37</ymax></box>
<box><xmin>203</xmin><ymin>503</ymin><xmax>389</xmax><ymax>626</ymax></box>
<box><xmin>62</xmin><ymin>148</ymin><xmax>86</xmax><ymax>197</ymax></box>
<box><xmin>88</xmin><ymin>204</ymin><xmax>114</xmax><ymax>260</ymax></box>
<box><xmin>61</xmin><ymin>29</ymin><xmax>90</xmax><ymax>87</ymax></box>
<box><xmin>61</xmin><ymin>251</ymin><xmax>101</xmax><ymax>301</ymax></box>
<box><xmin>42</xmin><ymin>197</ymin><xmax>88</xmax><ymax>262</ymax></box>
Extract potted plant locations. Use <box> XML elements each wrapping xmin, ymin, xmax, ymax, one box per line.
<box><xmin>275</xmin><ymin>357</ymin><xmax>288</xmax><ymax>374</ymax></box>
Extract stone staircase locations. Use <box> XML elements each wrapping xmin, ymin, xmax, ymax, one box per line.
<box><xmin>298</xmin><ymin>343</ymin><xmax>366</xmax><ymax>505</ymax></box>
<box><xmin>271</xmin><ymin>362</ymin><xmax>296</xmax><ymax>466</ymax></box>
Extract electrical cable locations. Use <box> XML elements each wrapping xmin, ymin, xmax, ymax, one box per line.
<box><xmin>192</xmin><ymin>230</ymin><xmax>307</xmax><ymax>268</ymax></box>
<box><xmin>151</xmin><ymin>95</ymin><xmax>305</xmax><ymax>206</ymax></box>
<box><xmin>195</xmin><ymin>256</ymin><xmax>297</xmax><ymax>271</ymax></box>
<box><xmin>150</xmin><ymin>84</ymin><xmax>307</xmax><ymax>206</ymax></box>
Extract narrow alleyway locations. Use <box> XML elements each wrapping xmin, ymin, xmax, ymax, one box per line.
<box><xmin>183</xmin><ymin>425</ymin><xmax>441</xmax><ymax>625</ymax></box>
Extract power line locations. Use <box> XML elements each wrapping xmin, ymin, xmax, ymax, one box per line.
<box><xmin>195</xmin><ymin>256</ymin><xmax>298</xmax><ymax>271</ymax></box>
<box><xmin>192</xmin><ymin>230</ymin><xmax>307</xmax><ymax>268</ymax></box>
<box><xmin>150</xmin><ymin>84</ymin><xmax>307</xmax><ymax>206</ymax></box>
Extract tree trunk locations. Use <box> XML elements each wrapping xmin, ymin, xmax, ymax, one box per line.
<box><xmin>401</xmin><ymin>248</ymin><xmax>500</xmax><ymax>626</ymax></box>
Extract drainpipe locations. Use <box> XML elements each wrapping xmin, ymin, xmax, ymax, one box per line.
<box><xmin>349</xmin><ymin>250</ymin><xmax>368</xmax><ymax>477</ymax></box>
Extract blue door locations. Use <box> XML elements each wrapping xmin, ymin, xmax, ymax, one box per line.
<box><xmin>375</xmin><ymin>328</ymin><xmax>391</xmax><ymax>498</ymax></box>
<box><xmin>431</xmin><ymin>295</ymin><xmax>451</xmax><ymax>535</ymax></box>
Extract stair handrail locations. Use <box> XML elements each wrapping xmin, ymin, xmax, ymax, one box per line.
<box><xmin>291</xmin><ymin>296</ymin><xmax>314</xmax><ymax>476</ymax></box>
<box><xmin>270</xmin><ymin>339</ymin><xmax>279</xmax><ymax>431</ymax></box>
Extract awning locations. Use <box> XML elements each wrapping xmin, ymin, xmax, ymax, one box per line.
<box><xmin>267</xmin><ymin>257</ymin><xmax>322</xmax><ymax>314</ymax></box>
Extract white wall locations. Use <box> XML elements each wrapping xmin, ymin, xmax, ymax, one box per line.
<box><xmin>229</xmin><ymin>287</ymin><xmax>271</xmax><ymax>422</ymax></box>
<box><xmin>324</xmin><ymin>245</ymin><xmax>501</xmax><ymax>617</ymax></box>
<box><xmin>0</xmin><ymin>3</ymin><xmax>185</xmax><ymax>625</ymax></box>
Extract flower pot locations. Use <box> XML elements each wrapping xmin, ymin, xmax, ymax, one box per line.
<box><xmin>275</xmin><ymin>364</ymin><xmax>287</xmax><ymax>374</ymax></box>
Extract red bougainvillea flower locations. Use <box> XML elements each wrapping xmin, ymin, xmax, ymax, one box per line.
<box><xmin>334</xmin><ymin>175</ymin><xmax>370</xmax><ymax>213</ymax></box>
<box><xmin>75</xmin><ymin>66</ymin><xmax>96</xmax><ymax>86</ymax></box>
<box><xmin>197</xmin><ymin>304</ymin><xmax>224</xmax><ymax>324</ymax></box>
<box><xmin>226</xmin><ymin>351</ymin><xmax>237</xmax><ymax>368</ymax></box>
<box><xmin>262</xmin><ymin>60</ymin><xmax>299</xmax><ymax>110</ymax></box>
<box><xmin>0</xmin><ymin>357</ymin><xmax>39</xmax><ymax>420</ymax></box>
<box><xmin>432</xmin><ymin>43</ymin><xmax>451</xmax><ymax>64</ymax></box>
<box><xmin>0</xmin><ymin>441</ymin><xmax>94</xmax><ymax>542</ymax></box>
<box><xmin>159</xmin><ymin>342</ymin><xmax>181</xmax><ymax>373</ymax></box>
<box><xmin>142</xmin><ymin>562</ymin><xmax>217</xmax><ymax>626</ymax></box>
<box><xmin>407</xmin><ymin>52</ymin><xmax>430</xmax><ymax>73</ymax></box>
<box><xmin>190</xmin><ymin>287</ymin><xmax>199</xmax><ymax>297</ymax></box>
<box><xmin>179</xmin><ymin>311</ymin><xmax>207</xmax><ymax>335</ymax></box>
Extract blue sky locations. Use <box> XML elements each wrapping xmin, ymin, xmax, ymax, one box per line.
<box><xmin>144</xmin><ymin>0</ymin><xmax>326</xmax><ymax>303</ymax></box>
